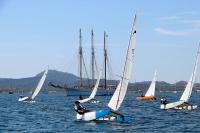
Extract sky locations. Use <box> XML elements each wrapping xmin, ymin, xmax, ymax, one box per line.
<box><xmin>0</xmin><ymin>0</ymin><xmax>200</xmax><ymax>83</ymax></box>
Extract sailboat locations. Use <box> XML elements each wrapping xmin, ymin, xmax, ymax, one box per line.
<box><xmin>78</xmin><ymin>70</ymin><xmax>102</xmax><ymax>103</ymax></box>
<box><xmin>74</xmin><ymin>14</ymin><xmax>136</xmax><ymax>122</ymax></box>
<box><xmin>136</xmin><ymin>70</ymin><xmax>157</xmax><ymax>100</ymax></box>
<box><xmin>160</xmin><ymin>43</ymin><xmax>200</xmax><ymax>110</ymax></box>
<box><xmin>18</xmin><ymin>69</ymin><xmax>48</xmax><ymax>103</ymax></box>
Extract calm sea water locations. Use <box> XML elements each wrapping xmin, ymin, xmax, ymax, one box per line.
<box><xmin>0</xmin><ymin>90</ymin><xmax>200</xmax><ymax>132</ymax></box>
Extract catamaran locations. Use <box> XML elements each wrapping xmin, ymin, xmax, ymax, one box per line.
<box><xmin>74</xmin><ymin>14</ymin><xmax>136</xmax><ymax>123</ymax></box>
<box><xmin>160</xmin><ymin>43</ymin><xmax>200</xmax><ymax>110</ymax></box>
<box><xmin>78</xmin><ymin>70</ymin><xmax>102</xmax><ymax>103</ymax></box>
<box><xmin>136</xmin><ymin>70</ymin><xmax>157</xmax><ymax>100</ymax></box>
<box><xmin>18</xmin><ymin>69</ymin><xmax>48</xmax><ymax>103</ymax></box>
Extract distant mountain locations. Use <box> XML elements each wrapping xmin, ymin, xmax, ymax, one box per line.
<box><xmin>0</xmin><ymin>70</ymin><xmax>79</xmax><ymax>92</ymax></box>
<box><xmin>129</xmin><ymin>81</ymin><xmax>200</xmax><ymax>92</ymax></box>
<box><xmin>0</xmin><ymin>69</ymin><xmax>200</xmax><ymax>92</ymax></box>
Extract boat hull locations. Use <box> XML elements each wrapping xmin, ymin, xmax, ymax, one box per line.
<box><xmin>160</xmin><ymin>101</ymin><xmax>184</xmax><ymax>109</ymax></box>
<box><xmin>76</xmin><ymin>108</ymin><xmax>131</xmax><ymax>123</ymax></box>
<box><xmin>174</xmin><ymin>103</ymin><xmax>197</xmax><ymax>110</ymax></box>
<box><xmin>18</xmin><ymin>96</ymin><xmax>29</xmax><ymax>102</ymax></box>
<box><xmin>18</xmin><ymin>96</ymin><xmax>35</xmax><ymax>103</ymax></box>
<box><xmin>77</xmin><ymin>108</ymin><xmax>110</xmax><ymax>121</ymax></box>
<box><xmin>89</xmin><ymin>99</ymin><xmax>100</xmax><ymax>104</ymax></box>
<box><xmin>97</xmin><ymin>115</ymin><xmax>131</xmax><ymax>123</ymax></box>
<box><xmin>136</xmin><ymin>96</ymin><xmax>156</xmax><ymax>101</ymax></box>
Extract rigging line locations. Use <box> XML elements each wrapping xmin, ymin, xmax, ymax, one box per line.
<box><xmin>105</xmin><ymin>38</ymin><xmax>114</xmax><ymax>80</ymax></box>
<box><xmin>115</xmin><ymin>15</ymin><xmax>136</xmax><ymax>109</ymax></box>
<box><xmin>188</xmin><ymin>45</ymin><xmax>199</xmax><ymax>99</ymax></box>
<box><xmin>188</xmin><ymin>43</ymin><xmax>200</xmax><ymax>100</ymax></box>
<box><xmin>104</xmin><ymin>31</ymin><xmax>107</xmax><ymax>90</ymax></box>
<box><xmin>116</xmin><ymin>39</ymin><xmax>136</xmax><ymax>109</ymax></box>
<box><xmin>31</xmin><ymin>72</ymin><xmax>44</xmax><ymax>96</ymax></box>
<box><xmin>91</xmin><ymin>29</ymin><xmax>95</xmax><ymax>85</ymax></box>
<box><xmin>107</xmin><ymin>58</ymin><xmax>114</xmax><ymax>80</ymax></box>
<box><xmin>94</xmin><ymin>57</ymin><xmax>99</xmax><ymax>76</ymax></box>
<box><xmin>79</xmin><ymin>29</ymin><xmax>83</xmax><ymax>87</ymax></box>
<box><xmin>82</xmin><ymin>55</ymin><xmax>90</xmax><ymax>86</ymax></box>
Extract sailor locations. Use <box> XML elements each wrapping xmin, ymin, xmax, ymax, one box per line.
<box><xmin>160</xmin><ymin>97</ymin><xmax>168</xmax><ymax>105</ymax></box>
<box><xmin>74</xmin><ymin>101</ymin><xmax>89</xmax><ymax>114</ymax></box>
<box><xmin>139</xmin><ymin>90</ymin><xmax>144</xmax><ymax>97</ymax></box>
<box><xmin>79</xmin><ymin>95</ymin><xmax>83</xmax><ymax>100</ymax></box>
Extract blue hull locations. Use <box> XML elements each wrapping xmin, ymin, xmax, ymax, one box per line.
<box><xmin>95</xmin><ymin>108</ymin><xmax>131</xmax><ymax>123</ymax></box>
<box><xmin>95</xmin><ymin>108</ymin><xmax>111</xmax><ymax>119</ymax></box>
<box><xmin>115</xmin><ymin>115</ymin><xmax>131</xmax><ymax>123</ymax></box>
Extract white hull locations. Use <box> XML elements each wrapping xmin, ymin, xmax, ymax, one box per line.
<box><xmin>77</xmin><ymin>113</ymin><xmax>116</xmax><ymax>121</ymax></box>
<box><xmin>89</xmin><ymin>99</ymin><xmax>99</xmax><ymax>104</ymax></box>
<box><xmin>76</xmin><ymin>108</ymin><xmax>111</xmax><ymax>121</ymax></box>
<box><xmin>161</xmin><ymin>101</ymin><xmax>197</xmax><ymax>110</ymax></box>
<box><xmin>76</xmin><ymin>111</ymin><xmax>101</xmax><ymax>121</ymax></box>
<box><xmin>76</xmin><ymin>111</ymin><xmax>131</xmax><ymax>123</ymax></box>
<box><xmin>76</xmin><ymin>112</ymin><xmax>130</xmax><ymax>122</ymax></box>
<box><xmin>174</xmin><ymin>104</ymin><xmax>197</xmax><ymax>110</ymax></box>
<box><xmin>160</xmin><ymin>101</ymin><xmax>184</xmax><ymax>109</ymax></box>
<box><xmin>18</xmin><ymin>96</ymin><xmax>35</xmax><ymax>103</ymax></box>
<box><xmin>18</xmin><ymin>96</ymin><xmax>29</xmax><ymax>102</ymax></box>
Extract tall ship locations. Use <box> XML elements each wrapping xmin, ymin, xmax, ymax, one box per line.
<box><xmin>49</xmin><ymin>29</ymin><xmax>117</xmax><ymax>96</ymax></box>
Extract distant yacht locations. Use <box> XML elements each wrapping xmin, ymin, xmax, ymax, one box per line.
<box><xmin>18</xmin><ymin>69</ymin><xmax>48</xmax><ymax>103</ymax></box>
<box><xmin>136</xmin><ymin>70</ymin><xmax>157</xmax><ymax>100</ymax></box>
<box><xmin>9</xmin><ymin>91</ymin><xmax>13</xmax><ymax>94</ymax></box>
<box><xmin>160</xmin><ymin>43</ymin><xmax>200</xmax><ymax>110</ymax></box>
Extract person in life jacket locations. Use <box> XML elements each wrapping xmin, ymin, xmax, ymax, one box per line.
<box><xmin>160</xmin><ymin>97</ymin><xmax>168</xmax><ymax>105</ymax></box>
<box><xmin>74</xmin><ymin>101</ymin><xmax>90</xmax><ymax>114</ymax></box>
<box><xmin>138</xmin><ymin>90</ymin><xmax>144</xmax><ymax>97</ymax></box>
<box><xmin>79</xmin><ymin>95</ymin><xmax>83</xmax><ymax>100</ymax></box>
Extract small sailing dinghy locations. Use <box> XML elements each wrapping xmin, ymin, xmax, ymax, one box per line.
<box><xmin>160</xmin><ymin>43</ymin><xmax>200</xmax><ymax>110</ymax></box>
<box><xmin>136</xmin><ymin>70</ymin><xmax>157</xmax><ymax>100</ymax></box>
<box><xmin>18</xmin><ymin>69</ymin><xmax>48</xmax><ymax>103</ymax></box>
<box><xmin>74</xmin><ymin>14</ymin><xmax>136</xmax><ymax>123</ymax></box>
<box><xmin>78</xmin><ymin>70</ymin><xmax>102</xmax><ymax>104</ymax></box>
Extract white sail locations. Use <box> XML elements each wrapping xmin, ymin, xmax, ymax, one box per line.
<box><xmin>78</xmin><ymin>70</ymin><xmax>102</xmax><ymax>103</ymax></box>
<box><xmin>180</xmin><ymin>44</ymin><xmax>200</xmax><ymax>102</ymax></box>
<box><xmin>108</xmin><ymin>14</ymin><xmax>136</xmax><ymax>111</ymax></box>
<box><xmin>89</xmin><ymin>70</ymin><xmax>102</xmax><ymax>99</ymax></box>
<box><xmin>31</xmin><ymin>69</ymin><xmax>48</xmax><ymax>100</ymax></box>
<box><xmin>145</xmin><ymin>70</ymin><xmax>157</xmax><ymax>97</ymax></box>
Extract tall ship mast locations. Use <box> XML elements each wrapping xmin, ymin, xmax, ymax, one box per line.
<box><xmin>78</xmin><ymin>29</ymin><xmax>90</xmax><ymax>89</ymax></box>
<box><xmin>91</xmin><ymin>30</ymin><xmax>95</xmax><ymax>87</ymax></box>
<box><xmin>104</xmin><ymin>31</ymin><xmax>108</xmax><ymax>90</ymax></box>
<box><xmin>103</xmin><ymin>32</ymin><xmax>116</xmax><ymax>90</ymax></box>
<box><xmin>79</xmin><ymin>29</ymin><xmax>83</xmax><ymax>87</ymax></box>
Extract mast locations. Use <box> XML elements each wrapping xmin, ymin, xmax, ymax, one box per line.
<box><xmin>180</xmin><ymin>43</ymin><xmax>200</xmax><ymax>102</ymax></box>
<box><xmin>104</xmin><ymin>31</ymin><xmax>107</xmax><ymax>90</ymax></box>
<box><xmin>91</xmin><ymin>29</ymin><xmax>95</xmax><ymax>86</ymax></box>
<box><xmin>79</xmin><ymin>29</ymin><xmax>83</xmax><ymax>87</ymax></box>
<box><xmin>108</xmin><ymin>14</ymin><xmax>137</xmax><ymax>111</ymax></box>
